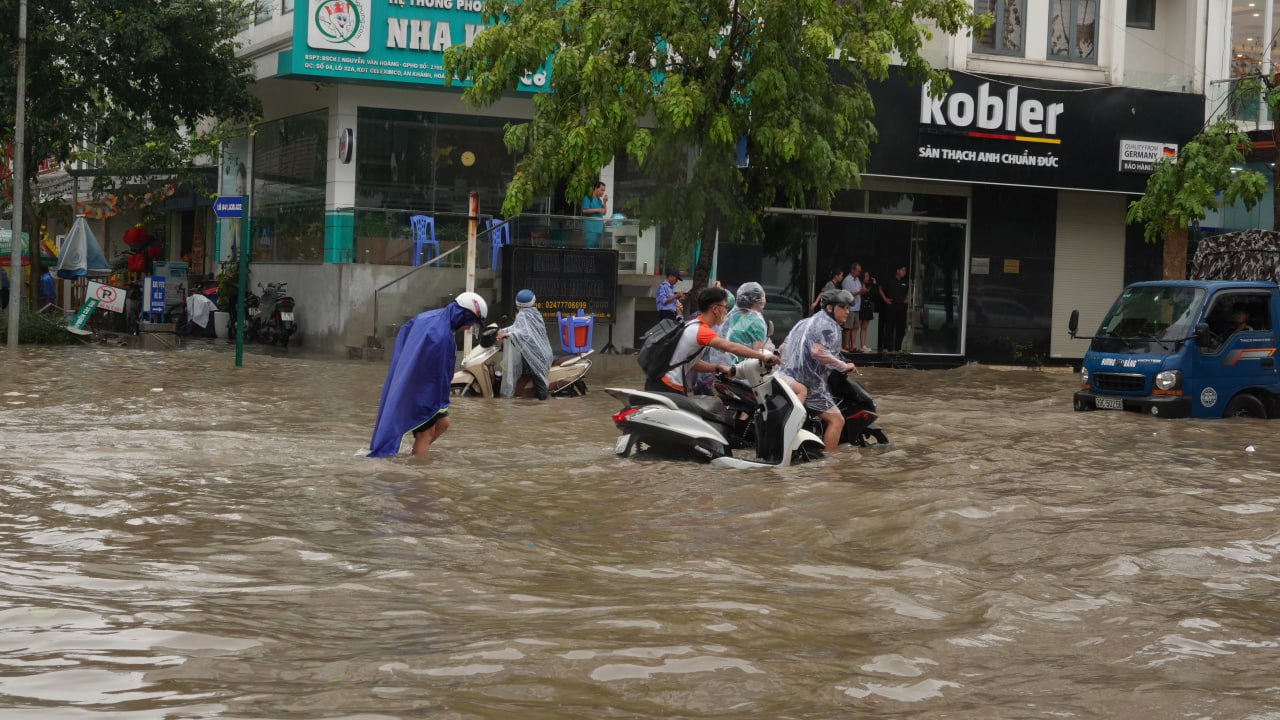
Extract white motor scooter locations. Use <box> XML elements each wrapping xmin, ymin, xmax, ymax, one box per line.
<box><xmin>451</xmin><ymin>324</ymin><xmax>593</xmax><ymax>398</ymax></box>
<box><xmin>606</xmin><ymin>358</ymin><xmax>824</xmax><ymax>467</ymax></box>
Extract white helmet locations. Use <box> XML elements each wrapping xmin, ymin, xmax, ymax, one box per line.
<box><xmin>454</xmin><ymin>291</ymin><xmax>487</xmax><ymax>321</ymax></box>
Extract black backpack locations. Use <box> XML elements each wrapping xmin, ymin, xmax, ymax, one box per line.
<box><xmin>636</xmin><ymin>318</ymin><xmax>703</xmax><ymax>380</ymax></box>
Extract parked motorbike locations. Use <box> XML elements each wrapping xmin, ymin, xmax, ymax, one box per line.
<box><xmin>807</xmin><ymin>370</ymin><xmax>890</xmax><ymax>447</ymax></box>
<box><xmin>451</xmin><ymin>323</ymin><xmax>593</xmax><ymax>398</ymax></box>
<box><xmin>607</xmin><ymin>358</ymin><xmax>825</xmax><ymax>467</ymax></box>
<box><xmin>225</xmin><ymin>287</ymin><xmax>259</xmax><ymax>343</ymax></box>
<box><xmin>252</xmin><ymin>282</ymin><xmax>298</xmax><ymax>346</ymax></box>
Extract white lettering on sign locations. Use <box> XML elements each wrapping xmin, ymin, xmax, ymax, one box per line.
<box><xmin>920</xmin><ymin>81</ymin><xmax>1065</xmax><ymax>136</ymax></box>
<box><xmin>387</xmin><ymin>18</ymin><xmax>455</xmax><ymax>51</ymax></box>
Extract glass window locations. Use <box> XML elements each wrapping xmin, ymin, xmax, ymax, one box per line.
<box><xmin>255</xmin><ymin>0</ymin><xmax>272</xmax><ymax>24</ymax></box>
<box><xmin>1126</xmin><ymin>0</ymin><xmax>1154</xmax><ymax>29</ymax></box>
<box><xmin>282</xmin><ymin>0</ymin><xmax>294</xmax><ymax>13</ymax></box>
<box><xmin>973</xmin><ymin>0</ymin><xmax>1025</xmax><ymax>57</ymax></box>
<box><xmin>252</xmin><ymin>110</ymin><xmax>328</xmax><ymax>262</ymax></box>
<box><xmin>1049</xmin><ymin>0</ymin><xmax>1099</xmax><ymax>64</ymax></box>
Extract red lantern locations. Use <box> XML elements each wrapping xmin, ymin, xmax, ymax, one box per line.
<box><xmin>123</xmin><ymin>226</ymin><xmax>148</xmax><ymax>246</ymax></box>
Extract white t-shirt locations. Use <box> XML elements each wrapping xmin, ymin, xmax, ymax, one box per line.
<box><xmin>841</xmin><ymin>274</ymin><xmax>862</xmax><ymax>312</ymax></box>
<box><xmin>661</xmin><ymin>319</ymin><xmax>716</xmax><ymax>392</ymax></box>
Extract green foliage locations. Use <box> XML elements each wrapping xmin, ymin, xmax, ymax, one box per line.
<box><xmin>0</xmin><ymin>0</ymin><xmax>262</xmax><ymax>193</ymax></box>
<box><xmin>1011</xmin><ymin>340</ymin><xmax>1045</xmax><ymax>369</ymax></box>
<box><xmin>446</xmin><ymin>0</ymin><xmax>985</xmax><ymax>286</ymax></box>
<box><xmin>0</xmin><ymin>306</ymin><xmax>80</xmax><ymax>345</ymax></box>
<box><xmin>1126</xmin><ymin>118</ymin><xmax>1268</xmax><ymax>244</ymax></box>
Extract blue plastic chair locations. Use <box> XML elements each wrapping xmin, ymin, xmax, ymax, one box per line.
<box><xmin>487</xmin><ymin>218</ymin><xmax>511</xmax><ymax>269</ymax></box>
<box><xmin>410</xmin><ymin>215</ymin><xmax>438</xmax><ymax>266</ymax></box>
<box><xmin>556</xmin><ymin>309</ymin><xmax>594</xmax><ymax>354</ymax></box>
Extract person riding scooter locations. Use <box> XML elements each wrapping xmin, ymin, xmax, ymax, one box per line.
<box><xmin>496</xmin><ymin>289</ymin><xmax>553</xmax><ymax>400</ymax></box>
<box><xmin>780</xmin><ymin>288</ymin><xmax>858</xmax><ymax>453</ymax></box>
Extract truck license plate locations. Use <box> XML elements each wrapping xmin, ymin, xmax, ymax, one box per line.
<box><xmin>280</xmin><ymin>312</ymin><xmax>295</xmax><ymax>322</ymax></box>
<box><xmin>1096</xmin><ymin>397</ymin><xmax>1123</xmax><ymax>410</ymax></box>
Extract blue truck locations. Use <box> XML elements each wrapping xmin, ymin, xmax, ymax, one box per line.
<box><xmin>1069</xmin><ymin>280</ymin><xmax>1280</xmax><ymax>418</ymax></box>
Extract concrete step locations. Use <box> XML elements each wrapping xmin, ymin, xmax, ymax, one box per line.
<box><xmin>346</xmin><ymin>345</ymin><xmax>386</xmax><ymax>361</ymax></box>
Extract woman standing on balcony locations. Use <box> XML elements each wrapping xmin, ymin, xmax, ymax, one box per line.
<box><xmin>581</xmin><ymin>181</ymin><xmax>607</xmax><ymax>249</ymax></box>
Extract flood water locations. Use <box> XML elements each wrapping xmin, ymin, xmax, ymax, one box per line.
<box><xmin>3</xmin><ymin>343</ymin><xmax>1280</xmax><ymax>718</ymax></box>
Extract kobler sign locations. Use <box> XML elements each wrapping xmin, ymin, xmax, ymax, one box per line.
<box><xmin>865</xmin><ymin>68</ymin><xmax>1203</xmax><ymax>195</ymax></box>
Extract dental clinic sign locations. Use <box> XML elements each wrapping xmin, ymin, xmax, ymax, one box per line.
<box><xmin>278</xmin><ymin>0</ymin><xmax>549</xmax><ymax>90</ymax></box>
<box><xmin>864</xmin><ymin>68</ymin><xmax>1203</xmax><ymax>194</ymax></box>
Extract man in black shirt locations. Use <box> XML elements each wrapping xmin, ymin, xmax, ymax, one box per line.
<box><xmin>879</xmin><ymin>265</ymin><xmax>910</xmax><ymax>352</ymax></box>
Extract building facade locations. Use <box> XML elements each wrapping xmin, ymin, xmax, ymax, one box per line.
<box><xmin>200</xmin><ymin>0</ymin><xmax>1233</xmax><ymax>360</ymax></box>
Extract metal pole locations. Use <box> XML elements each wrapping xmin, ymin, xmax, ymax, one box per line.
<box><xmin>464</xmin><ymin>190</ymin><xmax>477</xmax><ymax>355</ymax></box>
<box><xmin>6</xmin><ymin>0</ymin><xmax>27</xmax><ymax>347</ymax></box>
<box><xmin>235</xmin><ymin>219</ymin><xmax>248</xmax><ymax>367</ymax></box>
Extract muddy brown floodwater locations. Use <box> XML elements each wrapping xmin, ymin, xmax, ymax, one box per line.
<box><xmin>2</xmin><ymin>343</ymin><xmax>1280</xmax><ymax>718</ymax></box>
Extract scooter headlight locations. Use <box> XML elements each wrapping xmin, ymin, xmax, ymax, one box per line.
<box><xmin>1154</xmin><ymin>369</ymin><xmax>1181</xmax><ymax>391</ymax></box>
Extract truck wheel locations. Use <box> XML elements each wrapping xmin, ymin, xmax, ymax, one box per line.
<box><xmin>1224</xmin><ymin>394</ymin><xmax>1267</xmax><ymax>419</ymax></box>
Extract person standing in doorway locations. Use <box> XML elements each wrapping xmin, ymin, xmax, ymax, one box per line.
<box><xmin>655</xmin><ymin>269</ymin><xmax>684</xmax><ymax>321</ymax></box>
<box><xmin>810</xmin><ymin>267</ymin><xmax>845</xmax><ymax>312</ymax></box>
<box><xmin>879</xmin><ymin>265</ymin><xmax>909</xmax><ymax>352</ymax></box>
<box><xmin>840</xmin><ymin>262</ymin><xmax>863</xmax><ymax>353</ymax></box>
<box><xmin>857</xmin><ymin>269</ymin><xmax>877</xmax><ymax>352</ymax></box>
<box><xmin>582</xmin><ymin>181</ymin><xmax>608</xmax><ymax>249</ymax></box>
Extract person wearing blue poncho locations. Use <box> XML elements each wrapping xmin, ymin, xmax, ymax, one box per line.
<box><xmin>369</xmin><ymin>292</ymin><xmax>488</xmax><ymax>457</ymax></box>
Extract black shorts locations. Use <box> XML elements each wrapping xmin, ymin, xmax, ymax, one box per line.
<box><xmin>860</xmin><ymin>304</ymin><xmax>875</xmax><ymax>321</ymax></box>
<box><xmin>411</xmin><ymin>409</ymin><xmax>449</xmax><ymax>435</ymax></box>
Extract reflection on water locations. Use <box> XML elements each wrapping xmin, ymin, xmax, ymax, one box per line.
<box><xmin>3</xmin><ymin>345</ymin><xmax>1280</xmax><ymax>718</ymax></box>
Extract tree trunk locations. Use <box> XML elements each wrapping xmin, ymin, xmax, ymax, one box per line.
<box><xmin>1162</xmin><ymin>226</ymin><xmax>1188</xmax><ymax>280</ymax></box>
<box><xmin>690</xmin><ymin>213</ymin><xmax>718</xmax><ymax>302</ymax></box>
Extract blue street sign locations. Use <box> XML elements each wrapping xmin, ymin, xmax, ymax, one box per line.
<box><xmin>213</xmin><ymin>195</ymin><xmax>245</xmax><ymax>220</ymax></box>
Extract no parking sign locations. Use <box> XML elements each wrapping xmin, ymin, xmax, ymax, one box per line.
<box><xmin>86</xmin><ymin>281</ymin><xmax>125</xmax><ymax>313</ymax></box>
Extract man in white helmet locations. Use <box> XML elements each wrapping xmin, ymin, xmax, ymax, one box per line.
<box><xmin>369</xmin><ymin>291</ymin><xmax>487</xmax><ymax>457</ymax></box>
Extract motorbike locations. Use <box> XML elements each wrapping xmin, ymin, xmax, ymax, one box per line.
<box><xmin>252</xmin><ymin>282</ymin><xmax>298</xmax><ymax>346</ymax></box>
<box><xmin>225</xmin><ymin>286</ymin><xmax>259</xmax><ymax>343</ymax></box>
<box><xmin>606</xmin><ymin>358</ymin><xmax>825</xmax><ymax>467</ymax></box>
<box><xmin>807</xmin><ymin>370</ymin><xmax>890</xmax><ymax>447</ymax></box>
<box><xmin>451</xmin><ymin>323</ymin><xmax>593</xmax><ymax>398</ymax></box>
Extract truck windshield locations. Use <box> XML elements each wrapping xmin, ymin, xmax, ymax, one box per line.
<box><xmin>1092</xmin><ymin>286</ymin><xmax>1205</xmax><ymax>354</ymax></box>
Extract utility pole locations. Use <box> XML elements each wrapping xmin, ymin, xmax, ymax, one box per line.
<box><xmin>6</xmin><ymin>0</ymin><xmax>27</xmax><ymax>347</ymax></box>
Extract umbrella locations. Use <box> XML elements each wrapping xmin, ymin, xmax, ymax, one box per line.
<box><xmin>53</xmin><ymin>216</ymin><xmax>111</xmax><ymax>280</ymax></box>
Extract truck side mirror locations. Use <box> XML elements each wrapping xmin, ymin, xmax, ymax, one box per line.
<box><xmin>1068</xmin><ymin>310</ymin><xmax>1079</xmax><ymax>338</ymax></box>
<box><xmin>1194</xmin><ymin>322</ymin><xmax>1212</xmax><ymax>346</ymax></box>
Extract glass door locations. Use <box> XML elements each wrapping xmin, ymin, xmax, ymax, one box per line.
<box><xmin>906</xmin><ymin>221</ymin><xmax>966</xmax><ymax>355</ymax></box>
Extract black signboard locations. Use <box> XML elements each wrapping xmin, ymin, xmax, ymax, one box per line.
<box><xmin>864</xmin><ymin>67</ymin><xmax>1204</xmax><ymax>194</ymax></box>
<box><xmin>501</xmin><ymin>246</ymin><xmax>618</xmax><ymax>325</ymax></box>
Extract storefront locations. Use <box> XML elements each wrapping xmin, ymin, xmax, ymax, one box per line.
<box><xmin>752</xmin><ymin>68</ymin><xmax>1204</xmax><ymax>362</ymax></box>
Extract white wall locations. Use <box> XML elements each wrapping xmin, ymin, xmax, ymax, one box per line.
<box><xmin>1050</xmin><ymin>190</ymin><xmax>1127</xmax><ymax>359</ymax></box>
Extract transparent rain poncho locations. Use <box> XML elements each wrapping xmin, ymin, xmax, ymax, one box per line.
<box><xmin>720</xmin><ymin>282</ymin><xmax>768</xmax><ymax>363</ymax></box>
<box><xmin>779</xmin><ymin>310</ymin><xmax>848</xmax><ymax>412</ymax></box>
<box><xmin>500</xmin><ymin>307</ymin><xmax>554</xmax><ymax>397</ymax></box>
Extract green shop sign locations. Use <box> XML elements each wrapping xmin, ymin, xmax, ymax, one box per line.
<box><xmin>278</xmin><ymin>0</ymin><xmax>548</xmax><ymax>91</ymax></box>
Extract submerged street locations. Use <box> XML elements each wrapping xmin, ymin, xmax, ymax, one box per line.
<box><xmin>2</xmin><ymin>344</ymin><xmax>1280</xmax><ymax>718</ymax></box>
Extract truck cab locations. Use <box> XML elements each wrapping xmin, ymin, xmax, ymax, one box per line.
<box><xmin>1070</xmin><ymin>281</ymin><xmax>1280</xmax><ymax>418</ymax></box>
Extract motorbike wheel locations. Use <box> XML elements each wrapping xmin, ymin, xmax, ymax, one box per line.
<box><xmin>868</xmin><ymin>429</ymin><xmax>890</xmax><ymax>445</ymax></box>
<box><xmin>573</xmin><ymin>380</ymin><xmax>588</xmax><ymax>396</ymax></box>
<box><xmin>450</xmin><ymin>383</ymin><xmax>469</xmax><ymax>397</ymax></box>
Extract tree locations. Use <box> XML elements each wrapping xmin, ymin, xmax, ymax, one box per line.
<box><xmin>446</xmin><ymin>0</ymin><xmax>984</xmax><ymax>294</ymax></box>
<box><xmin>1126</xmin><ymin>118</ymin><xmax>1267</xmax><ymax>280</ymax></box>
<box><xmin>0</xmin><ymin>0</ymin><xmax>261</xmax><ymax>302</ymax></box>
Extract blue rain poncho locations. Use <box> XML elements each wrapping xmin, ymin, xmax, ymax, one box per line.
<box><xmin>779</xmin><ymin>310</ymin><xmax>850</xmax><ymax>413</ymax></box>
<box><xmin>500</xmin><ymin>306</ymin><xmax>554</xmax><ymax>397</ymax></box>
<box><xmin>368</xmin><ymin>304</ymin><xmax>475</xmax><ymax>457</ymax></box>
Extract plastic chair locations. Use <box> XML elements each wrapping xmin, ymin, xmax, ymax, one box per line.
<box><xmin>410</xmin><ymin>215</ymin><xmax>438</xmax><ymax>266</ymax></box>
<box><xmin>556</xmin><ymin>309</ymin><xmax>594</xmax><ymax>354</ymax></box>
<box><xmin>487</xmin><ymin>218</ymin><xmax>511</xmax><ymax>269</ymax></box>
